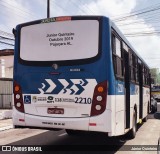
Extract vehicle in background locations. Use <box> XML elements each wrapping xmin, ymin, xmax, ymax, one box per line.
<box><xmin>151</xmin><ymin>86</ymin><xmax>160</xmax><ymax>102</ymax></box>
<box><xmin>151</xmin><ymin>97</ymin><xmax>157</xmax><ymax>113</ymax></box>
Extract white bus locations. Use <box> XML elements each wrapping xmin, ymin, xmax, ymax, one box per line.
<box><xmin>13</xmin><ymin>16</ymin><xmax>150</xmax><ymax>139</ymax></box>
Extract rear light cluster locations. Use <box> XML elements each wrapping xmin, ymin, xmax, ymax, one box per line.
<box><xmin>90</xmin><ymin>81</ymin><xmax>108</xmax><ymax>116</ymax></box>
<box><xmin>14</xmin><ymin>81</ymin><xmax>25</xmax><ymax>113</ymax></box>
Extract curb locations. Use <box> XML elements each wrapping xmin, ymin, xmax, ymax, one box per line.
<box><xmin>0</xmin><ymin>110</ymin><xmax>12</xmax><ymax>120</ymax></box>
<box><xmin>0</xmin><ymin>125</ymin><xmax>13</xmax><ymax>132</ymax></box>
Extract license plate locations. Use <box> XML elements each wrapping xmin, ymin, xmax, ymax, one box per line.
<box><xmin>47</xmin><ymin>108</ymin><xmax>64</xmax><ymax>114</ymax></box>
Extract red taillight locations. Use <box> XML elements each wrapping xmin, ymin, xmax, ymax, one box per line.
<box><xmin>14</xmin><ymin>81</ymin><xmax>25</xmax><ymax>113</ymax></box>
<box><xmin>19</xmin><ymin>119</ymin><xmax>25</xmax><ymax>122</ymax></box>
<box><xmin>89</xmin><ymin>123</ymin><xmax>97</xmax><ymax>126</ymax></box>
<box><xmin>90</xmin><ymin>81</ymin><xmax>108</xmax><ymax>116</ymax></box>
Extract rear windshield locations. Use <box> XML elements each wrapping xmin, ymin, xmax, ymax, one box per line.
<box><xmin>20</xmin><ymin>19</ymin><xmax>99</xmax><ymax>62</ymax></box>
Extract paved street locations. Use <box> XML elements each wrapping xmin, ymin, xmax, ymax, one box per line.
<box><xmin>0</xmin><ymin>119</ymin><xmax>12</xmax><ymax>131</ymax></box>
<box><xmin>1</xmin><ymin>1</ymin><xmax>160</xmax><ymax>154</ymax></box>
<box><xmin>0</xmin><ymin>113</ymin><xmax>159</xmax><ymax>154</ymax></box>
<box><xmin>117</xmin><ymin>118</ymin><xmax>160</xmax><ymax>154</ymax></box>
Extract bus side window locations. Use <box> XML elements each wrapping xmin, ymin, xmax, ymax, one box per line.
<box><xmin>135</xmin><ymin>56</ymin><xmax>139</xmax><ymax>83</ymax></box>
<box><xmin>142</xmin><ymin>65</ymin><xmax>145</xmax><ymax>85</ymax></box>
<box><xmin>144</xmin><ymin>67</ymin><xmax>149</xmax><ymax>86</ymax></box>
<box><xmin>130</xmin><ymin>52</ymin><xmax>137</xmax><ymax>82</ymax></box>
<box><xmin>112</xmin><ymin>33</ymin><xmax>123</xmax><ymax>79</ymax></box>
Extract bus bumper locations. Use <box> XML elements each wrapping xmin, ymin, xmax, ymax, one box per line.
<box><xmin>12</xmin><ymin>107</ymin><xmax>112</xmax><ymax>133</ymax></box>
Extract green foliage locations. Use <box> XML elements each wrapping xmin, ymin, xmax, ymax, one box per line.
<box><xmin>150</xmin><ymin>68</ymin><xmax>160</xmax><ymax>84</ymax></box>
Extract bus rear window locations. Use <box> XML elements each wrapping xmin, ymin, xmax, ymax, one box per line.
<box><xmin>20</xmin><ymin>20</ymin><xmax>99</xmax><ymax>62</ymax></box>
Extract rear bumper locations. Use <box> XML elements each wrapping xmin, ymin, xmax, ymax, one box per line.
<box><xmin>12</xmin><ymin>107</ymin><xmax>112</xmax><ymax>133</ymax></box>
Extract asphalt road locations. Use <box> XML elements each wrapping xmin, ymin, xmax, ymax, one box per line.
<box><xmin>5</xmin><ymin>129</ymin><xmax>126</xmax><ymax>154</ymax></box>
<box><xmin>0</xmin><ymin>113</ymin><xmax>160</xmax><ymax>154</ymax></box>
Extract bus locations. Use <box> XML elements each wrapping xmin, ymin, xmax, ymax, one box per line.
<box><xmin>13</xmin><ymin>16</ymin><xmax>150</xmax><ymax>139</ymax></box>
<box><xmin>151</xmin><ymin>85</ymin><xmax>160</xmax><ymax>102</ymax></box>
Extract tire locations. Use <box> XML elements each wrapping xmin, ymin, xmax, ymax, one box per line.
<box><xmin>127</xmin><ymin>110</ymin><xmax>137</xmax><ymax>139</ymax></box>
<box><xmin>151</xmin><ymin>105</ymin><xmax>154</xmax><ymax>113</ymax></box>
<box><xmin>152</xmin><ymin>106</ymin><xmax>157</xmax><ymax>113</ymax></box>
<box><xmin>14</xmin><ymin>125</ymin><xmax>21</xmax><ymax>128</ymax></box>
<box><xmin>143</xmin><ymin>115</ymin><xmax>147</xmax><ymax>122</ymax></box>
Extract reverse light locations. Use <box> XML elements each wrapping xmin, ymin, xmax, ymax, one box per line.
<box><xmin>95</xmin><ymin>105</ymin><xmax>102</xmax><ymax>110</ymax></box>
<box><xmin>16</xmin><ymin>94</ymin><xmax>20</xmax><ymax>99</ymax></box>
<box><xmin>96</xmin><ymin>96</ymin><xmax>103</xmax><ymax>101</ymax></box>
<box><xmin>16</xmin><ymin>102</ymin><xmax>21</xmax><ymax>107</ymax></box>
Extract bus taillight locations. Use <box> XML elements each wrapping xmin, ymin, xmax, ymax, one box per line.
<box><xmin>14</xmin><ymin>81</ymin><xmax>25</xmax><ymax>113</ymax></box>
<box><xmin>90</xmin><ymin>81</ymin><xmax>108</xmax><ymax>116</ymax></box>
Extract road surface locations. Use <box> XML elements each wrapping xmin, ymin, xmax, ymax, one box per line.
<box><xmin>0</xmin><ymin>114</ymin><xmax>159</xmax><ymax>154</ymax></box>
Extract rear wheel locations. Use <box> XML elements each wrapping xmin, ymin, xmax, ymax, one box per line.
<box><xmin>143</xmin><ymin>103</ymin><xmax>149</xmax><ymax>122</ymax></box>
<box><xmin>151</xmin><ymin>105</ymin><xmax>156</xmax><ymax>113</ymax></box>
<box><xmin>143</xmin><ymin>115</ymin><xmax>148</xmax><ymax>122</ymax></box>
<box><xmin>127</xmin><ymin>110</ymin><xmax>137</xmax><ymax>139</ymax></box>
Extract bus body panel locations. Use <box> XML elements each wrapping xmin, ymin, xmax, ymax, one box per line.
<box><xmin>13</xmin><ymin>16</ymin><xmax>110</xmax><ymax>117</ymax></box>
<box><xmin>21</xmin><ymin>78</ymin><xmax>97</xmax><ymax>118</ymax></box>
<box><xmin>12</xmin><ymin>107</ymin><xmax>25</xmax><ymax>126</ymax></box>
<box><xmin>13</xmin><ymin>94</ymin><xmax>120</xmax><ymax>136</ymax></box>
<box><xmin>13</xmin><ymin>105</ymin><xmax>113</xmax><ymax>133</ymax></box>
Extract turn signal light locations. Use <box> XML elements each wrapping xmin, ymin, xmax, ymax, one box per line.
<box><xmin>15</xmin><ymin>85</ymin><xmax>20</xmax><ymax>92</ymax></box>
<box><xmin>98</xmin><ymin>86</ymin><xmax>104</xmax><ymax>92</ymax></box>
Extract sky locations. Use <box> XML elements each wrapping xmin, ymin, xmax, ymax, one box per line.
<box><xmin>0</xmin><ymin>0</ymin><xmax>160</xmax><ymax>68</ymax></box>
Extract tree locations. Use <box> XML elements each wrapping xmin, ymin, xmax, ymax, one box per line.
<box><xmin>150</xmin><ymin>68</ymin><xmax>159</xmax><ymax>85</ymax></box>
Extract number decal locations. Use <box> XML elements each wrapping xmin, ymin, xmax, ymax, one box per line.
<box><xmin>75</xmin><ymin>97</ymin><xmax>78</xmax><ymax>103</ymax></box>
<box><xmin>75</xmin><ymin>97</ymin><xmax>92</xmax><ymax>104</ymax></box>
